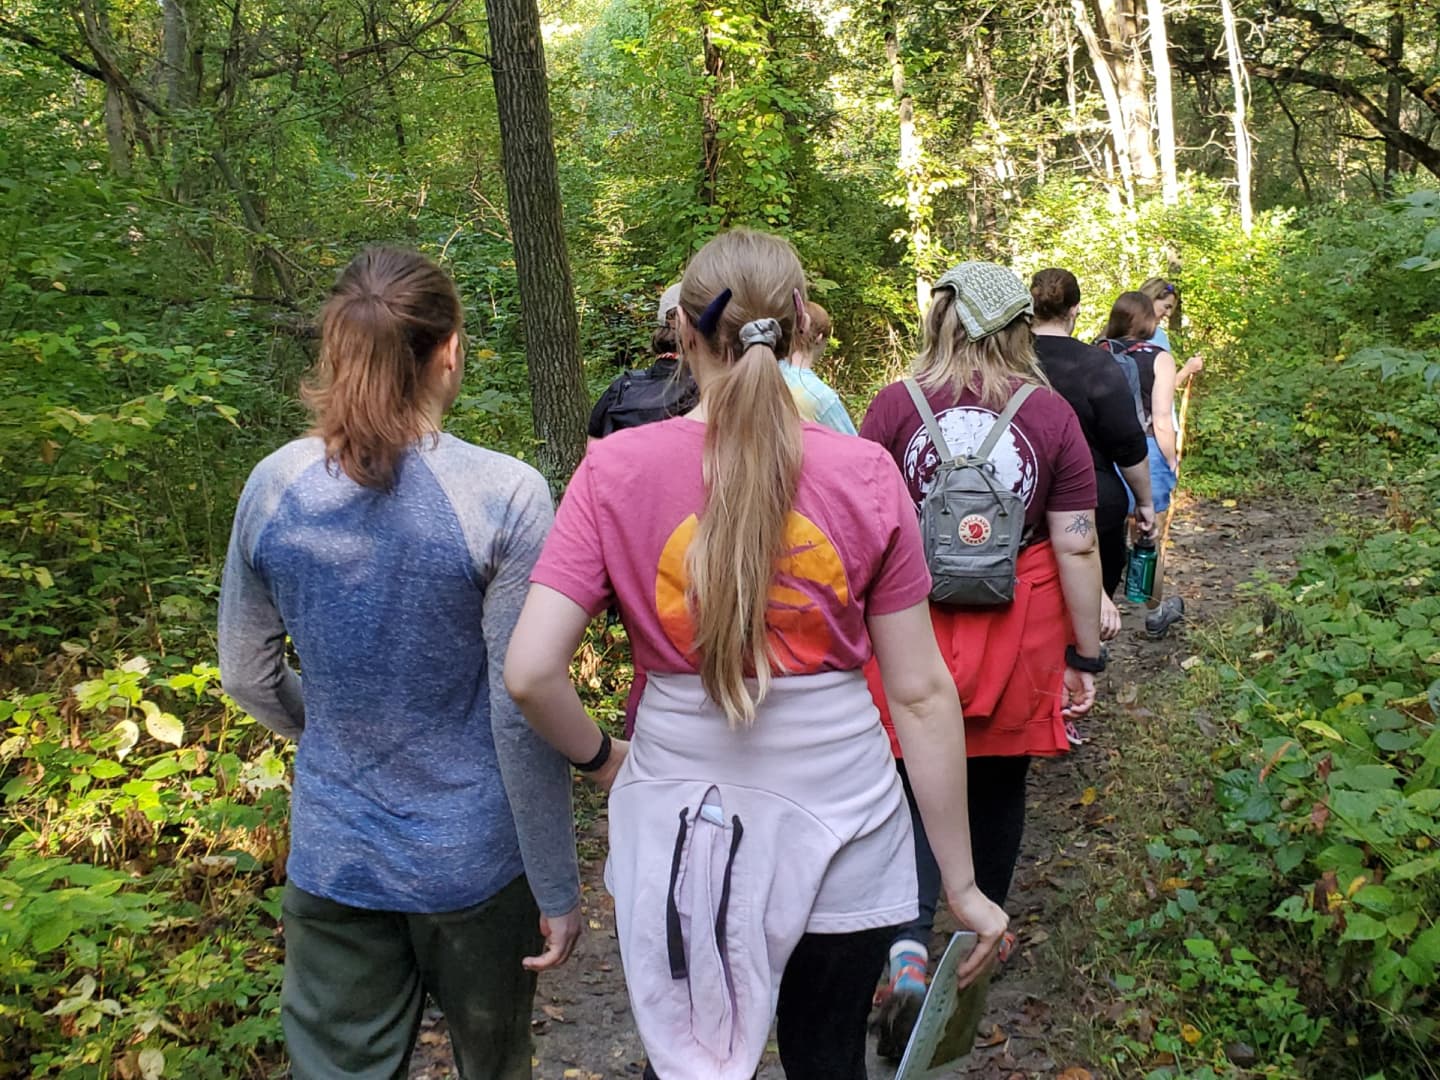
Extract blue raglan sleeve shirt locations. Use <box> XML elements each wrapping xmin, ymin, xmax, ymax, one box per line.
<box><xmin>218</xmin><ymin>434</ymin><xmax>579</xmax><ymax>917</ymax></box>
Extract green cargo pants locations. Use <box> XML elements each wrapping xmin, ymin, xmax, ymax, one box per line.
<box><xmin>280</xmin><ymin>874</ymin><xmax>543</xmax><ymax>1080</ymax></box>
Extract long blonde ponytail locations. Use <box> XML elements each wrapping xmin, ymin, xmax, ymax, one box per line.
<box><xmin>679</xmin><ymin>230</ymin><xmax>806</xmax><ymax>727</ymax></box>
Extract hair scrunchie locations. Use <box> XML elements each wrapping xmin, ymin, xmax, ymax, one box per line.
<box><xmin>738</xmin><ymin>318</ymin><xmax>781</xmax><ymax>350</ymax></box>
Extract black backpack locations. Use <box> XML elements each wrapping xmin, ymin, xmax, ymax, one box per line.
<box><xmin>594</xmin><ymin>366</ymin><xmax>698</xmax><ymax>437</ymax></box>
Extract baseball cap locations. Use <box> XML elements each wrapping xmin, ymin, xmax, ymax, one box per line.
<box><xmin>656</xmin><ymin>283</ymin><xmax>683</xmax><ymax>326</ymax></box>
<box><xmin>933</xmin><ymin>262</ymin><xmax>1033</xmax><ymax>341</ymax></box>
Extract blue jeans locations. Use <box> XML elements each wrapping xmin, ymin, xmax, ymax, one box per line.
<box><xmin>1118</xmin><ymin>436</ymin><xmax>1178</xmax><ymax>515</ymax></box>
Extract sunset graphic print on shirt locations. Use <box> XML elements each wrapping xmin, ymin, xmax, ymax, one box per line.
<box><xmin>654</xmin><ymin>511</ymin><xmax>852</xmax><ymax>672</ymax></box>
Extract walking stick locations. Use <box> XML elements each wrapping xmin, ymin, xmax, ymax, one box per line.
<box><xmin>1152</xmin><ymin>375</ymin><xmax>1196</xmax><ymax>601</ymax></box>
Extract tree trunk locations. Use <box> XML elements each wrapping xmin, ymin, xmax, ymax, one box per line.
<box><xmin>1219</xmin><ymin>0</ymin><xmax>1252</xmax><ymax>232</ymax></box>
<box><xmin>1146</xmin><ymin>0</ymin><xmax>1177</xmax><ymax>203</ymax></box>
<box><xmin>697</xmin><ymin>1</ymin><xmax>721</xmax><ymax>208</ymax></box>
<box><xmin>484</xmin><ymin>0</ymin><xmax>588</xmax><ymax>483</ymax></box>
<box><xmin>1093</xmin><ymin>0</ymin><xmax>1156</xmax><ymax>183</ymax></box>
<box><xmin>103</xmin><ymin>84</ymin><xmax>130</xmax><ymax>176</ymax></box>
<box><xmin>885</xmin><ymin>3</ymin><xmax>930</xmax><ymax>312</ymax></box>
<box><xmin>1072</xmin><ymin>0</ymin><xmax>1135</xmax><ymax>204</ymax></box>
<box><xmin>161</xmin><ymin>0</ymin><xmax>189</xmax><ymax>110</ymax></box>
<box><xmin>1384</xmin><ymin>11</ymin><xmax>1403</xmax><ymax>192</ymax></box>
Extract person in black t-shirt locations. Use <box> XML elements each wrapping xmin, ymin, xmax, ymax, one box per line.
<box><xmin>586</xmin><ymin>283</ymin><xmax>699</xmax><ymax>443</ymax></box>
<box><xmin>1030</xmin><ymin>269</ymin><xmax>1156</xmax><ymax>639</ymax></box>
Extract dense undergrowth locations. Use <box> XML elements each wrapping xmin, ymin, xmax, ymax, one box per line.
<box><xmin>1057</xmin><ymin>195</ymin><xmax>1440</xmax><ymax>1077</ymax></box>
<box><xmin>2</xmin><ymin>181</ymin><xmax>1438</xmax><ymax>1076</ymax></box>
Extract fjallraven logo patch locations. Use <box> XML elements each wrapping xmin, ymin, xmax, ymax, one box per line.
<box><xmin>958</xmin><ymin>514</ymin><xmax>992</xmax><ymax>546</ymax></box>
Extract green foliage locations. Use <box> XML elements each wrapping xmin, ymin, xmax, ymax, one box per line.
<box><xmin>1093</xmin><ymin>516</ymin><xmax>1440</xmax><ymax>1077</ymax></box>
<box><xmin>1183</xmin><ymin>189</ymin><xmax>1440</xmax><ymax>495</ymax></box>
<box><xmin>2</xmin><ymin>658</ymin><xmax>287</xmax><ymax>1076</ymax></box>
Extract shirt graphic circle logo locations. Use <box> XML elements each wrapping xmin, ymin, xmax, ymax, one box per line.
<box><xmin>958</xmin><ymin>514</ymin><xmax>992</xmax><ymax>546</ymax></box>
<box><xmin>902</xmin><ymin>405</ymin><xmax>1039</xmax><ymax>509</ymax></box>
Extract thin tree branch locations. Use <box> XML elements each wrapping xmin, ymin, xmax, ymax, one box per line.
<box><xmin>0</xmin><ymin>17</ymin><xmax>104</xmax><ymax>80</ymax></box>
<box><xmin>1271</xmin><ymin>1</ymin><xmax>1440</xmax><ymax>118</ymax></box>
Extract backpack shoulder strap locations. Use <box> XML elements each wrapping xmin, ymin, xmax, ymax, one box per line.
<box><xmin>903</xmin><ymin>378</ymin><xmax>953</xmax><ymax>465</ymax></box>
<box><xmin>974</xmin><ymin>383</ymin><xmax>1038</xmax><ymax>463</ymax></box>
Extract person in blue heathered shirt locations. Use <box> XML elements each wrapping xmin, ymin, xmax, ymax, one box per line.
<box><xmin>218</xmin><ymin>248</ymin><xmax>580</xmax><ymax>1080</ymax></box>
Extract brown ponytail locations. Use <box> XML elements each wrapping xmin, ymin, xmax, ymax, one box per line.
<box><xmin>303</xmin><ymin>247</ymin><xmax>462</xmax><ymax>491</ymax></box>
<box><xmin>1103</xmin><ymin>291</ymin><xmax>1159</xmax><ymax>341</ymax></box>
<box><xmin>679</xmin><ymin>229</ymin><xmax>806</xmax><ymax>728</ymax></box>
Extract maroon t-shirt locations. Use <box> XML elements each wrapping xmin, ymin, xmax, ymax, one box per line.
<box><xmin>859</xmin><ymin>378</ymin><xmax>1098</xmax><ymax>542</ymax></box>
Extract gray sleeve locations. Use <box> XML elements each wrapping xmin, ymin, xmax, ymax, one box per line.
<box><xmin>431</xmin><ymin>446</ymin><xmax>580</xmax><ymax>917</ymax></box>
<box><xmin>218</xmin><ymin>464</ymin><xmax>305</xmax><ymax>740</ymax></box>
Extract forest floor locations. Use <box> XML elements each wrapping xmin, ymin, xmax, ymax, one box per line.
<box><xmin>409</xmin><ymin>491</ymin><xmax>1324</xmax><ymax>1080</ymax></box>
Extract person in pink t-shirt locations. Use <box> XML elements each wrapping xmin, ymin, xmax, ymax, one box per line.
<box><xmin>503</xmin><ymin>228</ymin><xmax>1007</xmax><ymax>1080</ymax></box>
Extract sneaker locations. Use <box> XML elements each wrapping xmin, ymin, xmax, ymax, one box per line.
<box><xmin>1145</xmin><ymin>595</ymin><xmax>1185</xmax><ymax>639</ymax></box>
<box><xmin>874</xmin><ymin>950</ymin><xmax>927</xmax><ymax>1060</ymax></box>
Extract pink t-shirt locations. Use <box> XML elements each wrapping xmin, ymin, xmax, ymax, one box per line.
<box><xmin>531</xmin><ymin>417</ymin><xmax>932</xmax><ymax>676</ymax></box>
<box><xmin>860</xmin><ymin>378</ymin><xmax>1097</xmax><ymax>541</ymax></box>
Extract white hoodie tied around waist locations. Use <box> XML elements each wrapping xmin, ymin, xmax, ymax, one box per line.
<box><xmin>605</xmin><ymin>670</ymin><xmax>917</xmax><ymax>1080</ymax></box>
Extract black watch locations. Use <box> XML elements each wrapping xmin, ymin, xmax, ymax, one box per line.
<box><xmin>571</xmin><ymin>729</ymin><xmax>613</xmax><ymax>773</ymax></box>
<box><xmin>1066</xmin><ymin>645</ymin><xmax>1105</xmax><ymax>673</ymax></box>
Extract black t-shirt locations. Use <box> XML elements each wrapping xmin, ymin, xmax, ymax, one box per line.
<box><xmin>1034</xmin><ymin>335</ymin><xmax>1148</xmax><ymax>509</ymax></box>
<box><xmin>586</xmin><ymin>357</ymin><xmax>698</xmax><ymax>438</ymax></box>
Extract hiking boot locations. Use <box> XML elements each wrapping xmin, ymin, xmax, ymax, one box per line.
<box><xmin>1145</xmin><ymin>595</ymin><xmax>1185</xmax><ymax>639</ymax></box>
<box><xmin>874</xmin><ymin>949</ymin><xmax>927</xmax><ymax>1061</ymax></box>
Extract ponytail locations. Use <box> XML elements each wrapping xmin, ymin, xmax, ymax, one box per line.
<box><xmin>303</xmin><ymin>247</ymin><xmax>462</xmax><ymax>491</ymax></box>
<box><xmin>679</xmin><ymin>230</ymin><xmax>806</xmax><ymax>727</ymax></box>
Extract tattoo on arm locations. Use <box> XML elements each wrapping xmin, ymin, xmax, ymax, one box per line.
<box><xmin>1065</xmin><ymin>514</ymin><xmax>1093</xmax><ymax>538</ymax></box>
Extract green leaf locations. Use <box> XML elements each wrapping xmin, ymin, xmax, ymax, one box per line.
<box><xmin>1352</xmin><ymin>884</ymin><xmax>1397</xmax><ymax>914</ymax></box>
<box><xmin>1386</xmin><ymin>854</ymin><xmax>1440</xmax><ymax>883</ymax></box>
<box><xmin>1298</xmin><ymin>718</ymin><xmax>1343</xmax><ymax>741</ymax></box>
<box><xmin>1410</xmin><ymin>925</ymin><xmax>1440</xmax><ymax>965</ymax></box>
<box><xmin>1340</xmin><ymin>912</ymin><xmax>1388</xmax><ymax>942</ymax></box>
<box><xmin>1183</xmin><ymin>937</ymin><xmax>1219</xmax><ymax>960</ymax></box>
<box><xmin>30</xmin><ymin>913</ymin><xmax>75</xmax><ymax>953</ymax></box>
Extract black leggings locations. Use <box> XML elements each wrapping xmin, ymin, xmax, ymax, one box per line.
<box><xmin>642</xmin><ymin>925</ymin><xmax>894</xmax><ymax>1080</ymax></box>
<box><xmin>1098</xmin><ymin>500</ymin><xmax>1129</xmax><ymax>597</ymax></box>
<box><xmin>894</xmin><ymin>755</ymin><xmax>1032</xmax><ymax>948</ymax></box>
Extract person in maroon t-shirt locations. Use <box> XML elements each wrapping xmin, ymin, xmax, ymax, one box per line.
<box><xmin>860</xmin><ymin>261</ymin><xmax>1103</xmax><ymax>1059</ymax></box>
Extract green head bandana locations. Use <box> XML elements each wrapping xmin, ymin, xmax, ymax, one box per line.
<box><xmin>933</xmin><ymin>262</ymin><xmax>1033</xmax><ymax>341</ymax></box>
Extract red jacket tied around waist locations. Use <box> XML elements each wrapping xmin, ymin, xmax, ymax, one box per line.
<box><xmin>865</xmin><ymin>540</ymin><xmax>1072</xmax><ymax>759</ymax></box>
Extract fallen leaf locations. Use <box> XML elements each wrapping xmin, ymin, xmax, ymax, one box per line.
<box><xmin>542</xmin><ymin>1004</ymin><xmax>566</xmax><ymax>1022</ymax></box>
<box><xmin>1161</xmin><ymin>876</ymin><xmax>1191</xmax><ymax>892</ymax></box>
<box><xmin>1180</xmin><ymin>655</ymin><xmax>1203</xmax><ymax>670</ymax></box>
<box><xmin>978</xmin><ymin>1024</ymin><xmax>1007</xmax><ymax>1047</ymax></box>
<box><xmin>1078</xmin><ymin>786</ymin><xmax>1097</xmax><ymax>807</ymax></box>
<box><xmin>1310</xmin><ymin>800</ymin><xmax>1330</xmax><ymax>833</ymax></box>
<box><xmin>1057</xmin><ymin>1068</ymin><xmax>1093</xmax><ymax>1080</ymax></box>
<box><xmin>1181</xmin><ymin>1022</ymin><xmax>1203</xmax><ymax>1045</ymax></box>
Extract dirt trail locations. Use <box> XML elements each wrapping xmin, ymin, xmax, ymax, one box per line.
<box><xmin>410</xmin><ymin>493</ymin><xmax>1323</xmax><ymax>1080</ymax></box>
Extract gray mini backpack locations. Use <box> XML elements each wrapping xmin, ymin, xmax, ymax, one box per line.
<box><xmin>903</xmin><ymin>378</ymin><xmax>1037</xmax><ymax>607</ymax></box>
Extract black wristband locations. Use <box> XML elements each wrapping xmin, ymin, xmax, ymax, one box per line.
<box><xmin>571</xmin><ymin>729</ymin><xmax>612</xmax><ymax>773</ymax></box>
<box><xmin>1066</xmin><ymin>645</ymin><xmax>1105</xmax><ymax>673</ymax></box>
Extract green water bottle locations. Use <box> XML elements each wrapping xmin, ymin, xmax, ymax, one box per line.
<box><xmin>1125</xmin><ymin>537</ymin><xmax>1157</xmax><ymax>603</ymax></box>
